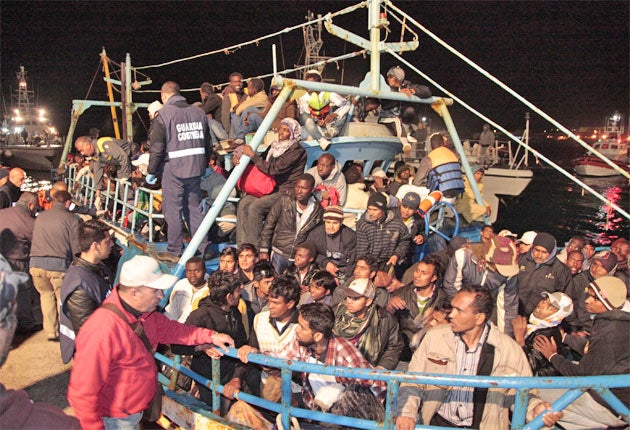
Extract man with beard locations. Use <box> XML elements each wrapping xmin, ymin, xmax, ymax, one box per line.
<box><xmin>307</xmin><ymin>205</ymin><xmax>356</xmax><ymax>284</ymax></box>
<box><xmin>220</xmin><ymin>72</ymin><xmax>247</xmax><ymax>133</ymax></box>
<box><xmin>333</xmin><ymin>278</ymin><xmax>403</xmax><ymax>370</ymax></box>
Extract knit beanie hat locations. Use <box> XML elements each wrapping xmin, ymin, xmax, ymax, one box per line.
<box><xmin>532</xmin><ymin>232</ymin><xmax>556</xmax><ymax>253</ymax></box>
<box><xmin>323</xmin><ymin>205</ymin><xmax>344</xmax><ymax>221</ymax></box>
<box><xmin>593</xmin><ymin>251</ymin><xmax>618</xmax><ymax>275</ymax></box>
<box><xmin>367</xmin><ymin>192</ymin><xmax>388</xmax><ymax>210</ymax></box>
<box><xmin>387</xmin><ymin>66</ymin><xmax>405</xmax><ymax>81</ymax></box>
<box><xmin>589</xmin><ymin>276</ymin><xmax>627</xmax><ymax>310</ymax></box>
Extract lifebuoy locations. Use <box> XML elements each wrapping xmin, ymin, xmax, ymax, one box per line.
<box><xmin>419</xmin><ymin>190</ymin><xmax>442</xmax><ymax>214</ymax></box>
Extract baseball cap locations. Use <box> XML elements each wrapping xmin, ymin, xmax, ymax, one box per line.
<box><xmin>343</xmin><ymin>278</ymin><xmax>375</xmax><ymax>299</ymax></box>
<box><xmin>498</xmin><ymin>229</ymin><xmax>517</xmax><ymax>239</ymax></box>
<box><xmin>371</xmin><ymin>167</ymin><xmax>387</xmax><ymax>179</ymax></box>
<box><xmin>402</xmin><ymin>192</ymin><xmax>421</xmax><ymax>210</ymax></box>
<box><xmin>132</xmin><ymin>153</ymin><xmax>150</xmax><ymax>167</ymax></box>
<box><xmin>386</xmin><ymin>66</ymin><xmax>405</xmax><ymax>81</ymax></box>
<box><xmin>517</xmin><ymin>231</ymin><xmax>537</xmax><ymax>245</ymax></box>
<box><xmin>589</xmin><ymin>276</ymin><xmax>627</xmax><ymax>310</ymax></box>
<box><xmin>486</xmin><ymin>236</ymin><xmax>519</xmax><ymax>277</ymax></box>
<box><xmin>542</xmin><ymin>291</ymin><xmax>574</xmax><ymax>315</ymax></box>
<box><xmin>119</xmin><ymin>255</ymin><xmax>177</xmax><ymax>290</ymax></box>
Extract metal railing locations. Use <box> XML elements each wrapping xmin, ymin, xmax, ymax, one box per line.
<box><xmin>156</xmin><ymin>348</ymin><xmax>630</xmax><ymax>430</ymax></box>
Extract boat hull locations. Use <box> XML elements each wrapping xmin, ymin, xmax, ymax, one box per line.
<box><xmin>574</xmin><ymin>156</ymin><xmax>630</xmax><ymax>177</ymax></box>
<box><xmin>483</xmin><ymin>166</ymin><xmax>533</xmax><ymax>196</ymax></box>
<box><xmin>0</xmin><ymin>144</ymin><xmax>64</xmax><ymax>171</ymax></box>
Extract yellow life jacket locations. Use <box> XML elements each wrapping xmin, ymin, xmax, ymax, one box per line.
<box><xmin>308</xmin><ymin>91</ymin><xmax>331</xmax><ymax>119</ymax></box>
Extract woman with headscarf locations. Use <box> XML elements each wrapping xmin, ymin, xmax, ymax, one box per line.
<box><xmin>235</xmin><ymin>117</ymin><xmax>308</xmax><ymax>247</ymax></box>
<box><xmin>512</xmin><ymin>292</ymin><xmax>573</xmax><ymax>376</ymax></box>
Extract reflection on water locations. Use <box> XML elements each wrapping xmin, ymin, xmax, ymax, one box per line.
<box><xmin>495</xmin><ymin>169</ymin><xmax>629</xmax><ymax>246</ymax></box>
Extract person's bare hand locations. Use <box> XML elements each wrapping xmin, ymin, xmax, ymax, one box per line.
<box><xmin>204</xmin><ymin>347</ymin><xmax>222</xmax><ymax>359</ymax></box>
<box><xmin>396</xmin><ymin>416</ymin><xmax>416</xmax><ymax>430</ymax></box>
<box><xmin>325</xmin><ymin>262</ymin><xmax>338</xmax><ymax>275</ymax></box>
<box><xmin>386</xmin><ymin>296</ymin><xmax>406</xmax><ymax>314</ymax></box>
<box><xmin>237</xmin><ymin>345</ymin><xmax>258</xmax><ymax>363</ymax></box>
<box><xmin>512</xmin><ymin>315</ymin><xmax>527</xmax><ymax>347</ymax></box>
<box><xmin>241</xmin><ymin>144</ymin><xmax>255</xmax><ymax>158</ymax></box>
<box><xmin>533</xmin><ymin>335</ymin><xmax>557</xmax><ymax>360</ymax></box>
<box><xmin>222</xmin><ymin>377</ymin><xmax>242</xmax><ymax>400</ymax></box>
<box><xmin>211</xmin><ymin>333</ymin><xmax>235</xmax><ymax>353</ymax></box>
<box><xmin>533</xmin><ymin>402</ymin><xmax>564</xmax><ymax>427</ymax></box>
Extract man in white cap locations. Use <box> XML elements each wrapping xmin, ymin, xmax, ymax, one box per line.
<box><xmin>68</xmin><ymin>255</ymin><xmax>235</xmax><ymax>429</ymax></box>
<box><xmin>332</xmin><ymin>278</ymin><xmax>403</xmax><ymax>370</ymax></box>
<box><xmin>535</xmin><ymin>276</ymin><xmax>629</xmax><ymax>429</ymax></box>
<box><xmin>516</xmin><ymin>230</ymin><xmax>537</xmax><ymax>255</ymax></box>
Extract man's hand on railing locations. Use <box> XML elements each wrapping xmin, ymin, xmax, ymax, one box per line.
<box><xmin>211</xmin><ymin>333</ymin><xmax>235</xmax><ymax>353</ymax></box>
<box><xmin>237</xmin><ymin>345</ymin><xmax>259</xmax><ymax>363</ymax></box>
<box><xmin>203</xmin><ymin>347</ymin><xmax>223</xmax><ymax>359</ymax></box>
<box><xmin>222</xmin><ymin>377</ymin><xmax>242</xmax><ymax>400</ymax></box>
<box><xmin>533</xmin><ymin>402</ymin><xmax>564</xmax><ymax>427</ymax></box>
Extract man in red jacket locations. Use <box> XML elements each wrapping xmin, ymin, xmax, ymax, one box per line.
<box><xmin>68</xmin><ymin>255</ymin><xmax>235</xmax><ymax>429</ymax></box>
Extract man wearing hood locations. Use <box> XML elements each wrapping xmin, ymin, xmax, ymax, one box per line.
<box><xmin>535</xmin><ymin>276</ymin><xmax>629</xmax><ymax>430</ymax></box>
<box><xmin>386</xmin><ymin>163</ymin><xmax>412</xmax><ymax>196</ymax></box>
<box><xmin>517</xmin><ymin>232</ymin><xmax>572</xmax><ymax>316</ymax></box>
<box><xmin>306</xmin><ymin>153</ymin><xmax>347</xmax><ymax>206</ymax></box>
<box><xmin>443</xmin><ymin>235</ymin><xmax>520</xmax><ymax>336</ymax></box>
<box><xmin>565</xmin><ymin>251</ymin><xmax>619</xmax><ymax>335</ymax></box>
<box><xmin>356</xmin><ymin>192</ymin><xmax>411</xmax><ymax>267</ymax></box>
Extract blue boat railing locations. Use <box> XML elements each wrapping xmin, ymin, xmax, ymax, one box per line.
<box><xmin>155</xmin><ymin>348</ymin><xmax>630</xmax><ymax>430</ymax></box>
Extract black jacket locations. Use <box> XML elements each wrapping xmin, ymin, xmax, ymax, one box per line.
<box><xmin>549</xmin><ymin>309</ymin><xmax>630</xmax><ymax>410</ymax></box>
<box><xmin>259</xmin><ymin>195</ymin><xmax>323</xmax><ymax>257</ymax></box>
<box><xmin>251</xmin><ymin>141</ymin><xmax>307</xmax><ymax>194</ymax></box>
<box><xmin>307</xmin><ymin>223</ymin><xmax>356</xmax><ymax>282</ymax></box>
<box><xmin>172</xmin><ymin>298</ymin><xmax>247</xmax><ymax>386</ymax></box>
<box><xmin>0</xmin><ymin>181</ymin><xmax>21</xmax><ymax>210</ymax></box>
<box><xmin>0</xmin><ymin>203</ymin><xmax>35</xmax><ymax>260</ymax></box>
<box><xmin>517</xmin><ymin>251</ymin><xmax>571</xmax><ymax>316</ymax></box>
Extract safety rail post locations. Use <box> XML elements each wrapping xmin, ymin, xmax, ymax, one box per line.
<box><xmin>169</xmin><ymin>355</ymin><xmax>182</xmax><ymax>391</ymax></box>
<box><xmin>383</xmin><ymin>379</ymin><xmax>400</xmax><ymax>429</ymax></box>
<box><xmin>211</xmin><ymin>356</ymin><xmax>221</xmax><ymax>414</ymax></box>
<box><xmin>512</xmin><ymin>388</ymin><xmax>530</xmax><ymax>428</ymax></box>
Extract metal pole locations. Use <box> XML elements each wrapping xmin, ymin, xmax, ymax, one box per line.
<box><xmin>101</xmin><ymin>49</ymin><xmax>122</xmax><ymax>139</ymax></box>
<box><xmin>124</xmin><ymin>53</ymin><xmax>133</xmax><ymax>142</ymax></box>
<box><xmin>57</xmin><ymin>102</ymin><xmax>87</xmax><ymax>172</ymax></box>
<box><xmin>369</xmin><ymin>0</ymin><xmax>381</xmax><ymax>92</ymax></box>
<box><xmin>171</xmin><ymin>84</ymin><xmax>294</xmax><ymax>278</ymax></box>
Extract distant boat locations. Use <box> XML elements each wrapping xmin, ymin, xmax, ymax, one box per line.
<box><xmin>574</xmin><ymin>112</ymin><xmax>629</xmax><ymax>177</ymax></box>
<box><xmin>0</xmin><ymin>66</ymin><xmax>63</xmax><ymax>171</ymax></box>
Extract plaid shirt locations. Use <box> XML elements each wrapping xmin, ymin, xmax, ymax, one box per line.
<box><xmin>290</xmin><ymin>336</ymin><xmax>387</xmax><ymax>410</ymax></box>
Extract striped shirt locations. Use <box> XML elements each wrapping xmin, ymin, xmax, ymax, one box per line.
<box><xmin>437</xmin><ymin>324</ymin><xmax>490</xmax><ymax>427</ymax></box>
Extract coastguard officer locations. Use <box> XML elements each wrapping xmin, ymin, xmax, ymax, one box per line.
<box><xmin>74</xmin><ymin>135</ymin><xmax>132</xmax><ymax>205</ymax></box>
<box><xmin>147</xmin><ymin>81</ymin><xmax>211</xmax><ymax>262</ymax></box>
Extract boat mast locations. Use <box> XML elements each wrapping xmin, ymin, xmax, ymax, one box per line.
<box><xmin>301</xmin><ymin>11</ymin><xmax>330</xmax><ymax>79</ymax></box>
<box><xmin>101</xmin><ymin>49</ymin><xmax>122</xmax><ymax>139</ymax></box>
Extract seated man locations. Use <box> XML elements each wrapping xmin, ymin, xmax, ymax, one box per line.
<box><xmin>236</xmin><ymin>243</ymin><xmax>258</xmax><ymax>286</ymax></box>
<box><xmin>306</xmin><ymin>153</ymin><xmax>347</xmax><ymax>207</ymax></box>
<box><xmin>396</xmin><ymin>285</ymin><xmax>562</xmax><ymax>429</ymax></box>
<box><xmin>512</xmin><ymin>292</ymin><xmax>573</xmax><ymax>376</ymax></box>
<box><xmin>307</xmin><ymin>205</ymin><xmax>356</xmax><ymax>285</ymax></box>
<box><xmin>259</xmin><ymin>173</ymin><xmax>323</xmax><ymax>274</ymax></box>
<box><xmin>235</xmin><ymin>118</ymin><xmax>307</xmax><ymax>247</ymax></box>
<box><xmin>241</xmin><ymin>261</ymin><xmax>275</xmax><ymax>328</ymax></box>
<box><xmin>284</xmin><ymin>242</ymin><xmax>320</xmax><ymax>294</ymax></box>
<box><xmin>411</xmin><ymin>132</ymin><xmax>464</xmax><ymax>201</ymax></box>
<box><xmin>454</xmin><ymin>163</ymin><xmax>491</xmax><ymax>225</ymax></box>
<box><xmin>300</xmin><ymin>270</ymin><xmax>337</xmax><ymax>306</ymax></box>
<box><xmin>171</xmin><ymin>271</ymin><xmax>248</xmax><ymax>413</ymax></box>
<box><xmin>565</xmin><ymin>251</ymin><xmax>618</xmax><ymax>335</ymax></box>
<box><xmin>229</xmin><ymin>78</ymin><xmax>268</xmax><ymax>139</ymax></box>
<box><xmin>394</xmin><ymin>191</ymin><xmax>426</xmax><ymax>276</ymax></box>
<box><xmin>535</xmin><ymin>277</ymin><xmax>629</xmax><ymax>430</ymax></box>
<box><xmin>198</xmin><ymin>82</ymin><xmax>228</xmax><ymax>144</ymax></box>
<box><xmin>443</xmin><ymin>235</ymin><xmax>520</xmax><ymax>336</ymax></box>
<box><xmin>163</xmin><ymin>256</ymin><xmax>210</xmax><ymax>323</ymax></box>
<box><xmin>386</xmin><ymin>256</ymin><xmax>446</xmax><ymax>361</ymax></box>
<box><xmin>236</xmin><ymin>275</ymin><xmax>302</xmax><ymax>403</ymax></box>
<box><xmin>239</xmin><ymin>83</ymin><xmax>299</xmax><ymax>136</ymax></box>
<box><xmin>356</xmin><ymin>192</ymin><xmax>411</xmax><ymax>267</ymax></box>
<box><xmin>333</xmin><ymin>278</ymin><xmax>403</xmax><ymax>370</ymax></box>
<box><xmin>298</xmin><ymin>69</ymin><xmax>351</xmax><ymax>144</ymax></box>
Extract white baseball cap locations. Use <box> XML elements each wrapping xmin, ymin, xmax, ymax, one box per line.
<box><xmin>119</xmin><ymin>255</ymin><xmax>177</xmax><ymax>290</ymax></box>
<box><xmin>517</xmin><ymin>231</ymin><xmax>537</xmax><ymax>245</ymax></box>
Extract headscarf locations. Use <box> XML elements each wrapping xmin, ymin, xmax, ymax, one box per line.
<box><xmin>267</xmin><ymin>117</ymin><xmax>303</xmax><ymax>160</ymax></box>
<box><xmin>526</xmin><ymin>292</ymin><xmax>573</xmax><ymax>337</ymax></box>
<box><xmin>333</xmin><ymin>302</ymin><xmax>381</xmax><ymax>366</ymax></box>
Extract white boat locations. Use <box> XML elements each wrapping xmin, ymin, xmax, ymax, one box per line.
<box><xmin>574</xmin><ymin>112</ymin><xmax>629</xmax><ymax>177</ymax></box>
<box><xmin>0</xmin><ymin>66</ymin><xmax>63</xmax><ymax>171</ymax></box>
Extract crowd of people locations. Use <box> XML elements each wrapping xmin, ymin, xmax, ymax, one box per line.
<box><xmin>0</xmin><ymin>69</ymin><xmax>628</xmax><ymax>430</ymax></box>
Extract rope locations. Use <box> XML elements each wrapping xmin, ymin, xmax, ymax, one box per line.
<box><xmin>84</xmin><ymin>60</ymin><xmax>104</xmax><ymax>100</ymax></box>
<box><xmin>134</xmin><ymin>1</ymin><xmax>368</xmax><ymax>71</ymax></box>
<box><xmin>385</xmin><ymin>0</ymin><xmax>629</xmax><ymax>180</ymax></box>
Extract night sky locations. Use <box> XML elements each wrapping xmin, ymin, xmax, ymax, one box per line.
<box><xmin>1</xmin><ymin>1</ymin><xmax>628</xmax><ymax>139</ymax></box>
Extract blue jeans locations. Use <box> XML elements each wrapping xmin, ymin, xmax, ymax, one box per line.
<box><xmin>299</xmin><ymin>113</ymin><xmax>346</xmax><ymax>140</ymax></box>
<box><xmin>271</xmin><ymin>251</ymin><xmax>291</xmax><ymax>275</ymax></box>
<box><xmin>208</xmin><ymin>118</ymin><xmax>228</xmax><ymax>144</ymax></box>
<box><xmin>102</xmin><ymin>412</ymin><xmax>142</xmax><ymax>430</ymax></box>
<box><xmin>229</xmin><ymin>107</ymin><xmax>263</xmax><ymax>139</ymax></box>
